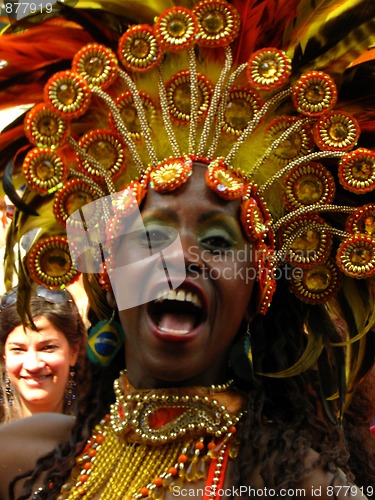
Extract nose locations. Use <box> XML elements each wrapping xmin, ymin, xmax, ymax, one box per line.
<box><xmin>160</xmin><ymin>230</ymin><xmax>203</xmax><ymax>276</ymax></box>
<box><xmin>22</xmin><ymin>351</ymin><xmax>46</xmax><ymax>372</ymax></box>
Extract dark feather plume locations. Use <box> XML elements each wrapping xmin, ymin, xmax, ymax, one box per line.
<box><xmin>2</xmin><ymin>159</ymin><xmax>38</xmax><ymax>216</ymax></box>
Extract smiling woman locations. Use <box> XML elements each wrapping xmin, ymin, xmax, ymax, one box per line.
<box><xmin>0</xmin><ymin>0</ymin><xmax>375</xmax><ymax>499</ymax></box>
<box><xmin>0</xmin><ymin>287</ymin><xmax>87</xmax><ymax>422</ymax></box>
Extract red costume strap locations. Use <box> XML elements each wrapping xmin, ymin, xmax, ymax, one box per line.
<box><xmin>203</xmin><ymin>444</ymin><xmax>230</xmax><ymax>500</ymax></box>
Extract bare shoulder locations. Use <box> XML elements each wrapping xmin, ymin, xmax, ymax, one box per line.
<box><xmin>0</xmin><ymin>413</ymin><xmax>75</xmax><ymax>499</ymax></box>
<box><xmin>298</xmin><ymin>450</ymin><xmax>368</xmax><ymax>499</ymax></box>
<box><xmin>245</xmin><ymin>445</ymin><xmax>369</xmax><ymax>499</ymax></box>
<box><xmin>0</xmin><ymin>412</ymin><xmax>75</xmax><ymax>447</ymax></box>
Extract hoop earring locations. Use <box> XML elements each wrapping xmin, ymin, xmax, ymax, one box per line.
<box><xmin>65</xmin><ymin>366</ymin><xmax>76</xmax><ymax>411</ymax></box>
<box><xmin>245</xmin><ymin>323</ymin><xmax>253</xmax><ymax>365</ymax></box>
<box><xmin>87</xmin><ymin>310</ymin><xmax>125</xmax><ymax>366</ymax></box>
<box><xmin>229</xmin><ymin>322</ymin><xmax>255</xmax><ymax>384</ymax></box>
<box><xmin>5</xmin><ymin>373</ymin><xmax>14</xmax><ymax>405</ymax></box>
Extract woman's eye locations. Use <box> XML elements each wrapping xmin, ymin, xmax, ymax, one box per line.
<box><xmin>141</xmin><ymin>226</ymin><xmax>175</xmax><ymax>248</ymax></box>
<box><xmin>200</xmin><ymin>234</ymin><xmax>234</xmax><ymax>251</ymax></box>
<box><xmin>10</xmin><ymin>347</ymin><xmax>25</xmax><ymax>354</ymax></box>
<box><xmin>41</xmin><ymin>345</ymin><xmax>58</xmax><ymax>352</ymax></box>
<box><xmin>147</xmin><ymin>229</ymin><xmax>168</xmax><ymax>242</ymax></box>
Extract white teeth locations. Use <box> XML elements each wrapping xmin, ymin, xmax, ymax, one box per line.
<box><xmin>23</xmin><ymin>376</ymin><xmax>49</xmax><ymax>384</ymax></box>
<box><xmin>191</xmin><ymin>295</ymin><xmax>200</xmax><ymax>307</ymax></box>
<box><xmin>154</xmin><ymin>289</ymin><xmax>202</xmax><ymax>308</ymax></box>
<box><xmin>159</xmin><ymin>327</ymin><xmax>190</xmax><ymax>335</ymax></box>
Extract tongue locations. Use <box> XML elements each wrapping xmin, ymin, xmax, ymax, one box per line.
<box><xmin>158</xmin><ymin>313</ymin><xmax>195</xmax><ymax>334</ymax></box>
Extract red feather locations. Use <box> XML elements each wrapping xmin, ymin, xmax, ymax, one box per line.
<box><xmin>232</xmin><ymin>0</ymin><xmax>301</xmax><ymax>64</ymax></box>
<box><xmin>0</xmin><ymin>20</ymin><xmax>94</xmax><ymax>82</ymax></box>
<box><xmin>0</xmin><ymin>124</ymin><xmax>25</xmax><ymax>150</ymax></box>
<box><xmin>0</xmin><ymin>82</ymin><xmax>44</xmax><ymax>110</ymax></box>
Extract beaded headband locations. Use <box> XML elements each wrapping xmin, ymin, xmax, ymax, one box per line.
<box><xmin>4</xmin><ymin>0</ymin><xmax>375</xmax><ymax>318</ymax></box>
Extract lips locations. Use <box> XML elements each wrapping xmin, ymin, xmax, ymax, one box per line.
<box><xmin>22</xmin><ymin>375</ymin><xmax>52</xmax><ymax>387</ymax></box>
<box><xmin>147</xmin><ymin>285</ymin><xmax>207</xmax><ymax>339</ymax></box>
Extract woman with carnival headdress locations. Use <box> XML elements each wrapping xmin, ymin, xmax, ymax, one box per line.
<box><xmin>0</xmin><ymin>0</ymin><xmax>375</xmax><ymax>499</ymax></box>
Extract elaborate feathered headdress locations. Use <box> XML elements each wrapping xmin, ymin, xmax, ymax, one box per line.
<box><xmin>1</xmin><ymin>0</ymin><xmax>375</xmax><ymax>408</ymax></box>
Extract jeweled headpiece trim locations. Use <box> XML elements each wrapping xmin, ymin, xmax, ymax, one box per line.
<box><xmin>11</xmin><ymin>0</ymin><xmax>375</xmax><ymax>308</ymax></box>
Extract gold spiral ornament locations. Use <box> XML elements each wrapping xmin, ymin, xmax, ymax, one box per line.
<box><xmin>27</xmin><ymin>235</ymin><xmax>80</xmax><ymax>289</ymax></box>
<box><xmin>72</xmin><ymin>43</ymin><xmax>119</xmax><ymax>89</ymax></box>
<box><xmin>22</xmin><ymin>147</ymin><xmax>66</xmax><ymax>194</ymax></box>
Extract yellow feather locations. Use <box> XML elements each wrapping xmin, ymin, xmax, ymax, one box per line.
<box><xmin>295</xmin><ymin>20</ymin><xmax>375</xmax><ymax>75</ymax></box>
<box><xmin>284</xmin><ymin>0</ymin><xmax>375</xmax><ymax>74</ymax></box>
<box><xmin>257</xmin><ymin>332</ymin><xmax>324</xmax><ymax>378</ymax></box>
<box><xmin>284</xmin><ymin>0</ymin><xmax>363</xmax><ymax>50</ymax></box>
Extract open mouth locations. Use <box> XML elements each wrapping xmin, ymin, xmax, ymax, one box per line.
<box><xmin>148</xmin><ymin>288</ymin><xmax>206</xmax><ymax>335</ymax></box>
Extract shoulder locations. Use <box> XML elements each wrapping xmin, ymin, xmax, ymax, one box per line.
<box><xmin>297</xmin><ymin>450</ymin><xmax>368</xmax><ymax>499</ymax></box>
<box><xmin>245</xmin><ymin>446</ymin><xmax>368</xmax><ymax>499</ymax></box>
<box><xmin>0</xmin><ymin>412</ymin><xmax>75</xmax><ymax>446</ymax></box>
<box><xmin>0</xmin><ymin>413</ymin><xmax>75</xmax><ymax>499</ymax></box>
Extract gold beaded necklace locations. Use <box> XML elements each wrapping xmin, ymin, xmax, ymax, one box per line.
<box><xmin>58</xmin><ymin>372</ymin><xmax>247</xmax><ymax>500</ymax></box>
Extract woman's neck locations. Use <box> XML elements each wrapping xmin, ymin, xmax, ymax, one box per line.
<box><xmin>125</xmin><ymin>366</ymin><xmax>233</xmax><ymax>390</ymax></box>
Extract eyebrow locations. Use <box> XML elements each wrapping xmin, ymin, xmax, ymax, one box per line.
<box><xmin>142</xmin><ymin>208</ymin><xmax>237</xmax><ymax>224</ymax></box>
<box><xmin>197</xmin><ymin>210</ymin><xmax>238</xmax><ymax>225</ymax></box>
<box><xmin>7</xmin><ymin>338</ymin><xmax>61</xmax><ymax>346</ymax></box>
<box><xmin>141</xmin><ymin>208</ymin><xmax>178</xmax><ymax>223</ymax></box>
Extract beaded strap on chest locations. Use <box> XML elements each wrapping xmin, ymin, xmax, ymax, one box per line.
<box><xmin>58</xmin><ymin>374</ymin><xmax>247</xmax><ymax>500</ymax></box>
<box><xmin>111</xmin><ymin>372</ymin><xmax>245</xmax><ymax>444</ymax></box>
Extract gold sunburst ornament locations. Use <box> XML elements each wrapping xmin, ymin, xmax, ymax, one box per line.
<box><xmin>22</xmin><ymin>147</ymin><xmax>67</xmax><ymax>194</ymax></box>
<box><xmin>53</xmin><ymin>179</ymin><xmax>102</xmax><ymax>227</ymax></box>
<box><xmin>336</xmin><ymin>235</ymin><xmax>375</xmax><ymax>278</ymax></box>
<box><xmin>281</xmin><ymin>216</ymin><xmax>332</xmax><ymax>268</ymax></box>
<box><xmin>346</xmin><ymin>204</ymin><xmax>375</xmax><ymax>237</ymax></box>
<box><xmin>44</xmin><ymin>70</ymin><xmax>91</xmax><ymax>119</ymax></box>
<box><xmin>77</xmin><ymin>129</ymin><xmax>126</xmax><ymax>183</ymax></box>
<box><xmin>72</xmin><ymin>43</ymin><xmax>119</xmax><ymax>89</ymax></box>
<box><xmin>291</xmin><ymin>260</ymin><xmax>340</xmax><ymax>303</ymax></box>
<box><xmin>292</xmin><ymin>71</ymin><xmax>337</xmax><ymax>116</ymax></box>
<box><xmin>247</xmin><ymin>48</ymin><xmax>292</xmax><ymax>91</ymax></box>
<box><xmin>155</xmin><ymin>6</ymin><xmax>198</xmax><ymax>52</ymax></box>
<box><xmin>222</xmin><ymin>87</ymin><xmax>262</xmax><ymax>136</ymax></box>
<box><xmin>25</xmin><ymin>103</ymin><xmax>70</xmax><ymax>148</ymax></box>
<box><xmin>149</xmin><ymin>157</ymin><xmax>193</xmax><ymax>192</ymax></box>
<box><xmin>338</xmin><ymin>148</ymin><xmax>375</xmax><ymax>194</ymax></box>
<box><xmin>284</xmin><ymin>162</ymin><xmax>336</xmax><ymax>210</ymax></box>
<box><xmin>194</xmin><ymin>0</ymin><xmax>240</xmax><ymax>47</ymax></box>
<box><xmin>166</xmin><ymin>70</ymin><xmax>213</xmax><ymax>122</ymax></box>
<box><xmin>206</xmin><ymin>160</ymin><xmax>247</xmax><ymax>200</ymax></box>
<box><xmin>118</xmin><ymin>25</ymin><xmax>163</xmax><ymax>73</ymax></box>
<box><xmin>27</xmin><ymin>236</ymin><xmax>80</xmax><ymax>289</ymax></box>
<box><xmin>314</xmin><ymin>111</ymin><xmax>360</xmax><ymax>151</ymax></box>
